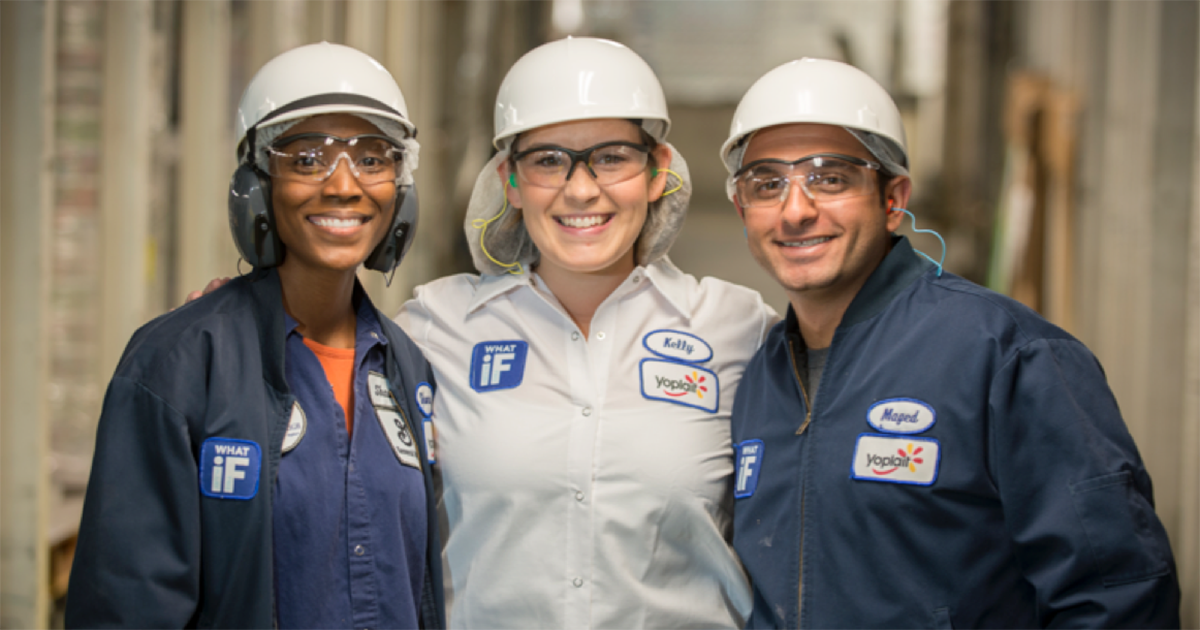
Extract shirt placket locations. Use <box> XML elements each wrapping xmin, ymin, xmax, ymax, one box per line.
<box><xmin>347</xmin><ymin>332</ymin><xmax>383</xmax><ymax>630</ymax></box>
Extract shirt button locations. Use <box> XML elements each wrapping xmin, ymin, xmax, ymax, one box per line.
<box><xmin>370</xmin><ymin>332</ymin><xmax>379</xmax><ymax>340</ymax></box>
<box><xmin>596</xmin><ymin>331</ymin><xmax>606</xmax><ymax>340</ymax></box>
<box><xmin>572</xmin><ymin>577</ymin><xmax>584</xmax><ymax>588</ymax></box>
<box><xmin>633</xmin><ymin>276</ymin><xmax>641</xmax><ymax>284</ymax></box>
<box><xmin>582</xmin><ymin>407</ymin><xmax>592</xmax><ymax>417</ymax></box>
<box><xmin>571</xmin><ymin>331</ymin><xmax>580</xmax><ymax>341</ymax></box>
<box><xmin>354</xmin><ymin>545</ymin><xmax>365</xmax><ymax>556</ymax></box>
<box><xmin>575</xmin><ymin>491</ymin><xmax>585</xmax><ymax>501</ymax></box>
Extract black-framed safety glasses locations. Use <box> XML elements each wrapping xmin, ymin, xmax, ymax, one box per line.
<box><xmin>511</xmin><ymin>140</ymin><xmax>652</xmax><ymax>188</ymax></box>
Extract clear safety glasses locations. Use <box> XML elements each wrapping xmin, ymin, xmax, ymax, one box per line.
<box><xmin>734</xmin><ymin>153</ymin><xmax>881</xmax><ymax>209</ymax></box>
<box><xmin>511</xmin><ymin>141</ymin><xmax>652</xmax><ymax>189</ymax></box>
<box><xmin>267</xmin><ymin>133</ymin><xmax>404</xmax><ymax>185</ymax></box>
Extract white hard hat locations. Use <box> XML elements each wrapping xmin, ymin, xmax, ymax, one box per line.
<box><xmin>720</xmin><ymin>58</ymin><xmax>907</xmax><ymax>175</ymax></box>
<box><xmin>235</xmin><ymin>42</ymin><xmax>415</xmax><ymax>149</ymax></box>
<box><xmin>492</xmin><ymin>37</ymin><xmax>670</xmax><ymax>149</ymax></box>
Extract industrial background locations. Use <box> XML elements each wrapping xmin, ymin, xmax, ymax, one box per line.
<box><xmin>2</xmin><ymin>0</ymin><xmax>1197</xmax><ymax>627</ymax></box>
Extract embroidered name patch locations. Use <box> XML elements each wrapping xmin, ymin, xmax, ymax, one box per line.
<box><xmin>642</xmin><ymin>329</ymin><xmax>714</xmax><ymax>364</ymax></box>
<box><xmin>866</xmin><ymin>398</ymin><xmax>936</xmax><ymax>434</ymax></box>
<box><xmin>851</xmin><ymin>434</ymin><xmax>940</xmax><ymax>486</ymax></box>
<box><xmin>734</xmin><ymin>439</ymin><xmax>764</xmax><ymax>498</ymax></box>
<box><xmin>639</xmin><ymin>358</ymin><xmax>719</xmax><ymax>413</ymax></box>
<box><xmin>415</xmin><ymin>382</ymin><xmax>436</xmax><ymax>464</ymax></box>
<box><xmin>200</xmin><ymin>438</ymin><xmax>262</xmax><ymax>500</ymax></box>
<box><xmin>281</xmin><ymin>402</ymin><xmax>306</xmax><ymax>454</ymax></box>
<box><xmin>470</xmin><ymin>340</ymin><xmax>528</xmax><ymax>393</ymax></box>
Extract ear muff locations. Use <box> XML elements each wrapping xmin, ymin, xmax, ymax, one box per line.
<box><xmin>228</xmin><ymin>161</ymin><xmax>284</xmax><ymax>268</ymax></box>
<box><xmin>509</xmin><ymin>172</ymin><xmax>517</xmax><ymax>188</ymax></box>
<box><xmin>363</xmin><ymin>184</ymin><xmax>419</xmax><ymax>273</ymax></box>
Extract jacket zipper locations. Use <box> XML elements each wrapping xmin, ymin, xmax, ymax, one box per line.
<box><xmin>786</xmin><ymin>336</ymin><xmax>809</xmax><ymax>626</ymax></box>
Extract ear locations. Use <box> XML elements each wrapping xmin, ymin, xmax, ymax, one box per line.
<box><xmin>884</xmin><ymin>175</ymin><xmax>912</xmax><ymax>232</ymax></box>
<box><xmin>498</xmin><ymin>159</ymin><xmax>522</xmax><ymax>208</ymax></box>
<box><xmin>647</xmin><ymin>143</ymin><xmax>673</xmax><ymax>202</ymax></box>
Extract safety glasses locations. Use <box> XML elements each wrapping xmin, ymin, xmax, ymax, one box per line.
<box><xmin>267</xmin><ymin>133</ymin><xmax>403</xmax><ymax>185</ymax></box>
<box><xmin>734</xmin><ymin>153</ymin><xmax>881</xmax><ymax>209</ymax></box>
<box><xmin>511</xmin><ymin>141</ymin><xmax>652</xmax><ymax>188</ymax></box>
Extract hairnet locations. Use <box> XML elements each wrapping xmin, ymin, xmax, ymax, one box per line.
<box><xmin>465</xmin><ymin>142</ymin><xmax>692</xmax><ymax>277</ymax></box>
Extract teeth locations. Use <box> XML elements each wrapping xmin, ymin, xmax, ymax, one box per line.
<box><xmin>312</xmin><ymin>216</ymin><xmax>365</xmax><ymax>228</ymax></box>
<box><xmin>558</xmin><ymin>215</ymin><xmax>610</xmax><ymax>228</ymax></box>
<box><xmin>782</xmin><ymin>236</ymin><xmax>831</xmax><ymax>247</ymax></box>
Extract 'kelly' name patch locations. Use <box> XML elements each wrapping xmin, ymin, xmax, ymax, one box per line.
<box><xmin>734</xmin><ymin>439</ymin><xmax>764</xmax><ymax>498</ymax></box>
<box><xmin>642</xmin><ymin>329</ymin><xmax>714</xmax><ymax>364</ymax></box>
<box><xmin>639</xmin><ymin>358</ymin><xmax>719</xmax><ymax>413</ymax></box>
<box><xmin>866</xmin><ymin>398</ymin><xmax>936</xmax><ymax>434</ymax></box>
<box><xmin>470</xmin><ymin>340</ymin><xmax>528</xmax><ymax>393</ymax></box>
<box><xmin>200</xmin><ymin>438</ymin><xmax>262</xmax><ymax>500</ymax></box>
<box><xmin>851</xmin><ymin>434</ymin><xmax>940</xmax><ymax>486</ymax></box>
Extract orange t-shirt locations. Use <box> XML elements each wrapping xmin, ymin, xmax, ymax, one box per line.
<box><xmin>303</xmin><ymin>338</ymin><xmax>356</xmax><ymax>436</ymax></box>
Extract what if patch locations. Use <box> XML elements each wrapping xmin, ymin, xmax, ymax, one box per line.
<box><xmin>470</xmin><ymin>340</ymin><xmax>529</xmax><ymax>393</ymax></box>
<box><xmin>199</xmin><ymin>438</ymin><xmax>262</xmax><ymax>500</ymax></box>
<box><xmin>639</xmin><ymin>358</ymin><xmax>719</xmax><ymax>413</ymax></box>
<box><xmin>734</xmin><ymin>439</ymin><xmax>764</xmax><ymax>499</ymax></box>
<box><xmin>850</xmin><ymin>434</ymin><xmax>940</xmax><ymax>486</ymax></box>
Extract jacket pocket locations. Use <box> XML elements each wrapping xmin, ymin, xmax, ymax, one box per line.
<box><xmin>931</xmin><ymin>606</ymin><xmax>953</xmax><ymax>629</ymax></box>
<box><xmin>1069</xmin><ymin>470</ymin><xmax>1171</xmax><ymax>586</ymax></box>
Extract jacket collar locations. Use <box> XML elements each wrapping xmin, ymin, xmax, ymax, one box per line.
<box><xmin>246</xmin><ymin>268</ymin><xmax>289</xmax><ymax>394</ymax></box>
<box><xmin>785</xmin><ymin>235</ymin><xmax>933</xmax><ymax>341</ymax></box>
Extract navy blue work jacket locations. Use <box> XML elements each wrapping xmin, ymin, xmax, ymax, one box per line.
<box><xmin>731</xmin><ymin>237</ymin><xmax>1179</xmax><ymax>629</ymax></box>
<box><xmin>66</xmin><ymin>270</ymin><xmax>445</xmax><ymax>629</ymax></box>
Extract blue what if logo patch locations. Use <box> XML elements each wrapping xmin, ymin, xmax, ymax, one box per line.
<box><xmin>199</xmin><ymin>437</ymin><xmax>262</xmax><ymax>500</ymax></box>
<box><xmin>470</xmin><ymin>340</ymin><xmax>529</xmax><ymax>393</ymax></box>
<box><xmin>734</xmin><ymin>439</ymin><xmax>764</xmax><ymax>499</ymax></box>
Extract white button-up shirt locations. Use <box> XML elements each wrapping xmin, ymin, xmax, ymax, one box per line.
<box><xmin>396</xmin><ymin>258</ymin><xmax>778</xmax><ymax>629</ymax></box>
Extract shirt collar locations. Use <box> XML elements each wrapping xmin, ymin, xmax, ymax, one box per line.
<box><xmin>840</xmin><ymin>235</ymin><xmax>934</xmax><ymax>329</ymax></box>
<box><xmin>466</xmin><ymin>271</ymin><xmax>534</xmax><ymax>314</ymax></box>
<box><xmin>465</xmin><ymin>258</ymin><xmax>693</xmax><ymax>321</ymax></box>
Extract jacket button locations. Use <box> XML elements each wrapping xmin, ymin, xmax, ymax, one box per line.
<box><xmin>575</xmin><ymin>491</ymin><xmax>585</xmax><ymax>501</ymax></box>
<box><xmin>582</xmin><ymin>407</ymin><xmax>592</xmax><ymax>417</ymax></box>
<box><xmin>596</xmin><ymin>331</ymin><xmax>606</xmax><ymax>340</ymax></box>
<box><xmin>572</xmin><ymin>577</ymin><xmax>583</xmax><ymax>587</ymax></box>
<box><xmin>571</xmin><ymin>331</ymin><xmax>580</xmax><ymax>341</ymax></box>
<box><xmin>354</xmin><ymin>545</ymin><xmax>365</xmax><ymax>556</ymax></box>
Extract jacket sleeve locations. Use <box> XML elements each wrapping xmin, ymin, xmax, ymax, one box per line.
<box><xmin>65</xmin><ymin>376</ymin><xmax>201</xmax><ymax>628</ymax></box>
<box><xmin>989</xmin><ymin>338</ymin><xmax>1180</xmax><ymax>628</ymax></box>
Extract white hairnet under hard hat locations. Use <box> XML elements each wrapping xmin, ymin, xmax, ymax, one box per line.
<box><xmin>721</xmin><ymin>58</ymin><xmax>909</xmax><ymax>201</ymax></box>
<box><xmin>465</xmin><ymin>36</ymin><xmax>691</xmax><ymax>276</ymax></box>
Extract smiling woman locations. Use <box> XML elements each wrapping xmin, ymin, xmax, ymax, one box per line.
<box><xmin>65</xmin><ymin>43</ymin><xmax>445</xmax><ymax>629</ymax></box>
<box><xmin>395</xmin><ymin>37</ymin><xmax>779</xmax><ymax>629</ymax></box>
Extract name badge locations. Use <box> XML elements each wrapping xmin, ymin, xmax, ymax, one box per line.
<box><xmin>200</xmin><ymin>438</ymin><xmax>262</xmax><ymax>500</ymax></box>
<box><xmin>866</xmin><ymin>398</ymin><xmax>936</xmax><ymax>434</ymax></box>
<box><xmin>415</xmin><ymin>382</ymin><xmax>436</xmax><ymax>464</ymax></box>
<box><xmin>281</xmin><ymin>402</ymin><xmax>306</xmax><ymax>454</ymax></box>
<box><xmin>850</xmin><ymin>434</ymin><xmax>940</xmax><ymax>486</ymax></box>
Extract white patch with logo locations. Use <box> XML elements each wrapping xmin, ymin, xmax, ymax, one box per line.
<box><xmin>368</xmin><ymin>372</ymin><xmax>398</xmax><ymax>410</ymax></box>
<box><xmin>866</xmin><ymin>398</ymin><xmax>936</xmax><ymax>434</ymax></box>
<box><xmin>376</xmin><ymin>407</ymin><xmax>422</xmax><ymax>470</ymax></box>
<box><xmin>639</xmin><ymin>358</ymin><xmax>719</xmax><ymax>413</ymax></box>
<box><xmin>281</xmin><ymin>402</ymin><xmax>307</xmax><ymax>453</ymax></box>
<box><xmin>642</xmin><ymin>330</ymin><xmax>714</xmax><ymax>364</ymax></box>
<box><xmin>368</xmin><ymin>371</ymin><xmax>421</xmax><ymax>470</ymax></box>
<box><xmin>851</xmin><ymin>434</ymin><xmax>940</xmax><ymax>486</ymax></box>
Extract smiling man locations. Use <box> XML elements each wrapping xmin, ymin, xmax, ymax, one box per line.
<box><xmin>722</xmin><ymin>58</ymin><xmax>1180</xmax><ymax>628</ymax></box>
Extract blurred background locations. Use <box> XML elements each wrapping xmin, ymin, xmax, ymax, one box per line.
<box><xmin>2</xmin><ymin>0</ymin><xmax>1197</xmax><ymax>626</ymax></box>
